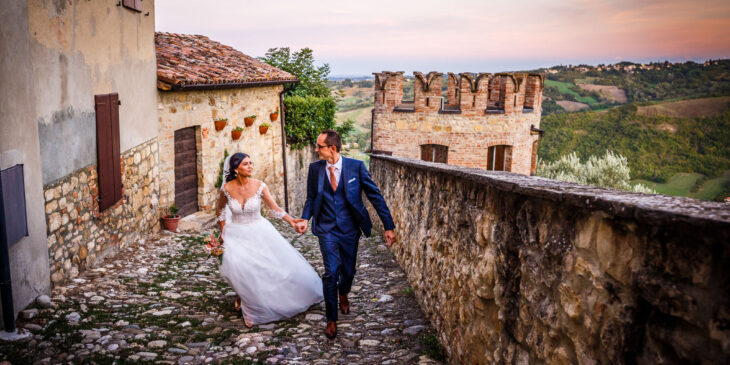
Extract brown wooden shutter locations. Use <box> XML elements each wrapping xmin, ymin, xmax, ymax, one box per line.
<box><xmin>495</xmin><ymin>145</ymin><xmax>505</xmax><ymax>171</ymax></box>
<box><xmin>123</xmin><ymin>0</ymin><xmax>142</xmax><ymax>12</ymax></box>
<box><xmin>95</xmin><ymin>93</ymin><xmax>122</xmax><ymax>212</ymax></box>
<box><xmin>487</xmin><ymin>146</ymin><xmax>494</xmax><ymax>170</ymax></box>
<box><xmin>434</xmin><ymin>145</ymin><xmax>448</xmax><ymax>163</ymax></box>
<box><xmin>421</xmin><ymin>145</ymin><xmax>433</xmax><ymax>162</ymax></box>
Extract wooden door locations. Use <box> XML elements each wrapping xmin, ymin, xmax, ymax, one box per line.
<box><xmin>174</xmin><ymin>127</ymin><xmax>198</xmax><ymax>217</ymax></box>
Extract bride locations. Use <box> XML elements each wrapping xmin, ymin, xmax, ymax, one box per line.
<box><xmin>216</xmin><ymin>152</ymin><xmax>323</xmax><ymax>327</ymax></box>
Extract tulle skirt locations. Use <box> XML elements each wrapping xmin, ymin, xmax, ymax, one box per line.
<box><xmin>220</xmin><ymin>218</ymin><xmax>323</xmax><ymax>325</ymax></box>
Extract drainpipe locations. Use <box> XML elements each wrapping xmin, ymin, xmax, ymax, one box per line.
<box><xmin>279</xmin><ymin>89</ymin><xmax>289</xmax><ymax>213</ymax></box>
<box><xmin>369</xmin><ymin>108</ymin><xmax>375</xmax><ymax>153</ymax></box>
<box><xmin>0</xmin><ymin>186</ymin><xmax>15</xmax><ymax>332</ymax></box>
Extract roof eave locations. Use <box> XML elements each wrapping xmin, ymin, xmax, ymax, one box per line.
<box><xmin>160</xmin><ymin>79</ymin><xmax>299</xmax><ymax>91</ymax></box>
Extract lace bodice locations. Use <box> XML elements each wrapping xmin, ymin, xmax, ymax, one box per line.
<box><xmin>219</xmin><ymin>182</ymin><xmax>287</xmax><ymax>225</ymax></box>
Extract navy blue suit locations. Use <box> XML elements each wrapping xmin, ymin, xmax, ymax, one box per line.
<box><xmin>301</xmin><ymin>157</ymin><xmax>394</xmax><ymax>321</ymax></box>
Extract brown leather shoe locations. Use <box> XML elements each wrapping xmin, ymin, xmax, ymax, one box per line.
<box><xmin>338</xmin><ymin>294</ymin><xmax>350</xmax><ymax>314</ymax></box>
<box><xmin>324</xmin><ymin>321</ymin><xmax>337</xmax><ymax>339</ymax></box>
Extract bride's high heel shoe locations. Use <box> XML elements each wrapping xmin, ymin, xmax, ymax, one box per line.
<box><xmin>234</xmin><ymin>296</ymin><xmax>241</xmax><ymax>311</ymax></box>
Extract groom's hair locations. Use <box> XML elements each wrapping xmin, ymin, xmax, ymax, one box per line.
<box><xmin>320</xmin><ymin>129</ymin><xmax>342</xmax><ymax>152</ymax></box>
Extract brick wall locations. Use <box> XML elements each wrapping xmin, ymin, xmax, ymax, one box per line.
<box><xmin>372</xmin><ymin>72</ymin><xmax>544</xmax><ymax>175</ymax></box>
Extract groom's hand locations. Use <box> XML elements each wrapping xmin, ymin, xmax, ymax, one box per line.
<box><xmin>294</xmin><ymin>219</ymin><xmax>308</xmax><ymax>234</ymax></box>
<box><xmin>384</xmin><ymin>230</ymin><xmax>397</xmax><ymax>248</ymax></box>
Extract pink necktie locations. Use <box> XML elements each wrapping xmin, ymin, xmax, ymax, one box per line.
<box><xmin>328</xmin><ymin>166</ymin><xmax>338</xmax><ymax>191</ymax></box>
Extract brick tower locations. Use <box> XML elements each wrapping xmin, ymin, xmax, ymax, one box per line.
<box><xmin>371</xmin><ymin>71</ymin><xmax>545</xmax><ymax>175</ymax></box>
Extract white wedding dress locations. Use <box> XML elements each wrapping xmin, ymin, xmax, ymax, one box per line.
<box><xmin>218</xmin><ymin>181</ymin><xmax>323</xmax><ymax>326</ymax></box>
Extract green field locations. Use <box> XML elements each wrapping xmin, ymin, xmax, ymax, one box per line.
<box><xmin>545</xmin><ymin>79</ymin><xmax>599</xmax><ymax>105</ymax></box>
<box><xmin>633</xmin><ymin>171</ymin><xmax>730</xmax><ymax>201</ymax></box>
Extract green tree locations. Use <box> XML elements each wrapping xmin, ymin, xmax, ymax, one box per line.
<box><xmin>259</xmin><ymin>47</ymin><xmax>332</xmax><ymax>98</ymax></box>
<box><xmin>260</xmin><ymin>47</ymin><xmax>353</xmax><ymax>148</ymax></box>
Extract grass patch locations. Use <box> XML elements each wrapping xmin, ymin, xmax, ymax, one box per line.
<box><xmin>419</xmin><ymin>330</ymin><xmax>447</xmax><ymax>362</ymax></box>
<box><xmin>545</xmin><ymin>80</ymin><xmax>599</xmax><ymax>105</ymax></box>
<box><xmin>633</xmin><ymin>171</ymin><xmax>730</xmax><ymax>200</ymax></box>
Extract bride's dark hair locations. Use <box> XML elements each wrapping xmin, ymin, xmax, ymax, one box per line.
<box><xmin>226</xmin><ymin>152</ymin><xmax>250</xmax><ymax>182</ymax></box>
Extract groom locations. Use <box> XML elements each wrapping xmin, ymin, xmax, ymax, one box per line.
<box><xmin>295</xmin><ymin>129</ymin><xmax>396</xmax><ymax>339</ymax></box>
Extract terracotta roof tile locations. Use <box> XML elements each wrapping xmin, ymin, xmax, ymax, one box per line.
<box><xmin>155</xmin><ymin>32</ymin><xmax>297</xmax><ymax>90</ymax></box>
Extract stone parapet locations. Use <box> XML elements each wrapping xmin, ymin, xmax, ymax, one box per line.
<box><xmin>370</xmin><ymin>154</ymin><xmax>730</xmax><ymax>364</ymax></box>
<box><xmin>43</xmin><ymin>138</ymin><xmax>160</xmax><ymax>285</ymax></box>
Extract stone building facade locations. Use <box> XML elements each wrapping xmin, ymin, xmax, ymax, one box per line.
<box><xmin>371</xmin><ymin>71</ymin><xmax>545</xmax><ymax>175</ymax></box>
<box><xmin>0</xmin><ymin>0</ymin><xmax>159</xmax><ymax>325</ymax></box>
<box><xmin>370</xmin><ymin>154</ymin><xmax>730</xmax><ymax>364</ymax></box>
<box><xmin>155</xmin><ymin>33</ymin><xmax>300</xmax><ymax>216</ymax></box>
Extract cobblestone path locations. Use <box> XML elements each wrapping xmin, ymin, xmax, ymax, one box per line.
<box><xmin>1</xmin><ymin>219</ymin><xmax>445</xmax><ymax>364</ymax></box>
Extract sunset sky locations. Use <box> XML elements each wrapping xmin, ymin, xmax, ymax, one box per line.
<box><xmin>156</xmin><ymin>0</ymin><xmax>730</xmax><ymax>76</ymax></box>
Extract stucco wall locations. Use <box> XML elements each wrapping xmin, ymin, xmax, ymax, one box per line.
<box><xmin>27</xmin><ymin>0</ymin><xmax>158</xmax><ymax>184</ymax></box>
<box><xmin>370</xmin><ymin>154</ymin><xmax>730</xmax><ymax>364</ymax></box>
<box><xmin>0</xmin><ymin>0</ymin><xmax>52</xmax><ymax>328</ymax></box>
<box><xmin>157</xmin><ymin>86</ymin><xmax>287</xmax><ymax>214</ymax></box>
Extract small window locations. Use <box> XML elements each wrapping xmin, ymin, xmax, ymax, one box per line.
<box><xmin>122</xmin><ymin>0</ymin><xmax>142</xmax><ymax>12</ymax></box>
<box><xmin>487</xmin><ymin>145</ymin><xmax>512</xmax><ymax>171</ymax></box>
<box><xmin>420</xmin><ymin>144</ymin><xmax>448</xmax><ymax>164</ymax></box>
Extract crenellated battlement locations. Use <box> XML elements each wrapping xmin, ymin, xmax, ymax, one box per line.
<box><xmin>371</xmin><ymin>70</ymin><xmax>546</xmax><ymax>174</ymax></box>
<box><xmin>373</xmin><ymin>71</ymin><xmax>545</xmax><ymax>116</ymax></box>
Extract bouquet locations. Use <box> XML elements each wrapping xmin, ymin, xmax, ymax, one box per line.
<box><xmin>204</xmin><ymin>231</ymin><xmax>224</xmax><ymax>263</ymax></box>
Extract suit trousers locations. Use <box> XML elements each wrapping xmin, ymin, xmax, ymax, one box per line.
<box><xmin>318</xmin><ymin>232</ymin><xmax>360</xmax><ymax>322</ymax></box>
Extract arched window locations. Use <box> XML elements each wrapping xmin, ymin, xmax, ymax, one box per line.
<box><xmin>421</xmin><ymin>144</ymin><xmax>448</xmax><ymax>164</ymax></box>
<box><xmin>487</xmin><ymin>145</ymin><xmax>512</xmax><ymax>171</ymax></box>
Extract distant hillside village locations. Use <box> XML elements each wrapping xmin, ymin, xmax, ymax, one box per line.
<box><xmin>542</xmin><ymin>59</ymin><xmax>728</xmax><ymax>74</ymax></box>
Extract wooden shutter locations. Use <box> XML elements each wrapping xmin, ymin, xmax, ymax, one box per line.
<box><xmin>434</xmin><ymin>145</ymin><xmax>448</xmax><ymax>163</ymax></box>
<box><xmin>421</xmin><ymin>144</ymin><xmax>433</xmax><ymax>162</ymax></box>
<box><xmin>487</xmin><ymin>146</ymin><xmax>494</xmax><ymax>170</ymax></box>
<box><xmin>95</xmin><ymin>93</ymin><xmax>122</xmax><ymax>212</ymax></box>
<box><xmin>494</xmin><ymin>145</ymin><xmax>505</xmax><ymax>171</ymax></box>
<box><xmin>123</xmin><ymin>0</ymin><xmax>142</xmax><ymax>12</ymax></box>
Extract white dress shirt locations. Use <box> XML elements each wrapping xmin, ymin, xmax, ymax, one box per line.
<box><xmin>326</xmin><ymin>156</ymin><xmax>342</xmax><ymax>188</ymax></box>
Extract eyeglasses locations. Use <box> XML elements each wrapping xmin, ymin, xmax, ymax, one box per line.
<box><xmin>315</xmin><ymin>143</ymin><xmax>330</xmax><ymax>149</ymax></box>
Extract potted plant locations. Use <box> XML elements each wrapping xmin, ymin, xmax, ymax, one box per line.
<box><xmin>269</xmin><ymin>108</ymin><xmax>279</xmax><ymax>122</ymax></box>
<box><xmin>214</xmin><ymin>117</ymin><xmax>228</xmax><ymax>131</ymax></box>
<box><xmin>161</xmin><ymin>203</ymin><xmax>181</xmax><ymax>232</ymax></box>
<box><xmin>244</xmin><ymin>115</ymin><xmax>256</xmax><ymax>127</ymax></box>
<box><xmin>259</xmin><ymin>122</ymin><xmax>270</xmax><ymax>135</ymax></box>
<box><xmin>232</xmin><ymin>126</ymin><xmax>244</xmax><ymax>140</ymax></box>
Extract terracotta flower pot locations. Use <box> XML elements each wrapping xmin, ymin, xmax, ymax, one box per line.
<box><xmin>161</xmin><ymin>215</ymin><xmax>180</xmax><ymax>232</ymax></box>
<box><xmin>232</xmin><ymin>130</ymin><xmax>243</xmax><ymax>140</ymax></box>
<box><xmin>259</xmin><ymin>126</ymin><xmax>269</xmax><ymax>135</ymax></box>
<box><xmin>244</xmin><ymin>117</ymin><xmax>255</xmax><ymax>127</ymax></box>
<box><xmin>269</xmin><ymin>112</ymin><xmax>278</xmax><ymax>122</ymax></box>
<box><xmin>214</xmin><ymin>120</ymin><xmax>227</xmax><ymax>131</ymax></box>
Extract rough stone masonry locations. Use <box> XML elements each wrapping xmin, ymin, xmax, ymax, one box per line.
<box><xmin>370</xmin><ymin>154</ymin><xmax>730</xmax><ymax>364</ymax></box>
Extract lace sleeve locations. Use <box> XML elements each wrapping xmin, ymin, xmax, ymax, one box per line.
<box><xmin>217</xmin><ymin>187</ymin><xmax>230</xmax><ymax>222</ymax></box>
<box><xmin>260</xmin><ymin>182</ymin><xmax>289</xmax><ymax>220</ymax></box>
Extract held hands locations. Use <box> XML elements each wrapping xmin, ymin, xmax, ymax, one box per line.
<box><xmin>292</xmin><ymin>219</ymin><xmax>308</xmax><ymax>234</ymax></box>
<box><xmin>384</xmin><ymin>230</ymin><xmax>397</xmax><ymax>248</ymax></box>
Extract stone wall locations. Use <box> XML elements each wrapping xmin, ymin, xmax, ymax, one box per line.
<box><xmin>370</xmin><ymin>154</ymin><xmax>730</xmax><ymax>364</ymax></box>
<box><xmin>285</xmin><ymin>145</ymin><xmax>318</xmax><ymax>216</ymax></box>
<box><xmin>44</xmin><ymin>138</ymin><xmax>160</xmax><ymax>285</ymax></box>
<box><xmin>372</xmin><ymin>72</ymin><xmax>543</xmax><ymax>175</ymax></box>
<box><xmin>157</xmin><ymin>86</ymin><xmax>286</xmax><ymax>214</ymax></box>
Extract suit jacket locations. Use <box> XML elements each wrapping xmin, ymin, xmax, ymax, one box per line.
<box><xmin>301</xmin><ymin>157</ymin><xmax>395</xmax><ymax>237</ymax></box>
